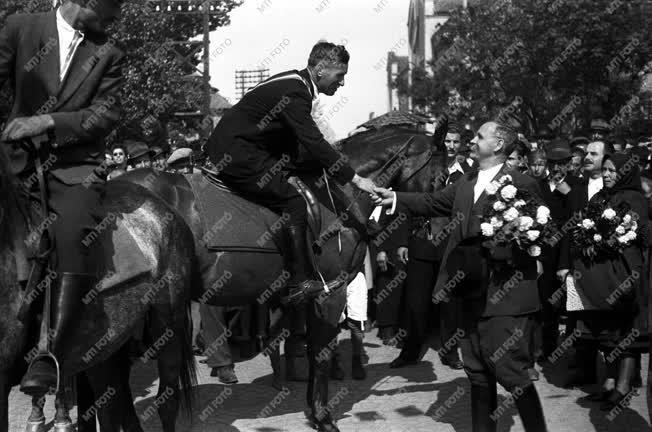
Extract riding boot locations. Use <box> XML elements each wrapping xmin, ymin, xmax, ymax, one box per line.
<box><xmin>514</xmin><ymin>384</ymin><xmax>547</xmax><ymax>432</ymax></box>
<box><xmin>470</xmin><ymin>383</ymin><xmax>497</xmax><ymax>432</ymax></box>
<box><xmin>21</xmin><ymin>273</ymin><xmax>94</xmax><ymax>395</ymax></box>
<box><xmin>347</xmin><ymin>318</ymin><xmax>366</xmax><ymax>380</ymax></box>
<box><xmin>285</xmin><ymin>225</ymin><xmax>325</xmax><ymax>303</ymax></box>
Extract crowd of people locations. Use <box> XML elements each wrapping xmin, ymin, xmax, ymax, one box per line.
<box><xmin>367</xmin><ymin>116</ymin><xmax>652</xmax><ymax>415</ymax></box>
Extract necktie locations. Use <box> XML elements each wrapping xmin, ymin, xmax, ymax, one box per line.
<box><xmin>61</xmin><ymin>30</ymin><xmax>83</xmax><ymax>81</ymax></box>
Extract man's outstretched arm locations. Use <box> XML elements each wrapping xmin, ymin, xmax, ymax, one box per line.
<box><xmin>373</xmin><ymin>181</ymin><xmax>458</xmax><ymax>218</ymax></box>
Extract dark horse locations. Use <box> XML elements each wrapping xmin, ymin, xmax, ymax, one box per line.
<box><xmin>119</xmin><ymin>124</ymin><xmax>448</xmax><ymax>428</ymax></box>
<box><xmin>0</xmin><ymin>144</ymin><xmax>198</xmax><ymax>432</ymax></box>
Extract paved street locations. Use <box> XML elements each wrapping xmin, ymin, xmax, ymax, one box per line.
<box><xmin>8</xmin><ymin>330</ymin><xmax>652</xmax><ymax>432</ymax></box>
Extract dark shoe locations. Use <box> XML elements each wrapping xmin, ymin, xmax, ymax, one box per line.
<box><xmin>389</xmin><ymin>355</ymin><xmax>418</xmax><ymax>369</ymax></box>
<box><xmin>600</xmin><ymin>389</ymin><xmax>633</xmax><ymax>412</ymax></box>
<box><xmin>21</xmin><ymin>272</ymin><xmax>94</xmax><ymax>395</ymax></box>
<box><xmin>352</xmin><ymin>356</ymin><xmax>366</xmax><ymax>380</ymax></box>
<box><xmin>585</xmin><ymin>389</ymin><xmax>614</xmax><ymax>402</ymax></box>
<box><xmin>440</xmin><ymin>353</ymin><xmax>464</xmax><ymax>370</ymax></box>
<box><xmin>211</xmin><ymin>365</ymin><xmax>238</xmax><ymax>384</ymax></box>
<box><xmin>528</xmin><ymin>368</ymin><xmax>540</xmax><ymax>381</ymax></box>
<box><xmin>514</xmin><ymin>385</ymin><xmax>547</xmax><ymax>432</ymax></box>
<box><xmin>310</xmin><ymin>413</ymin><xmax>340</xmax><ymax>432</ymax></box>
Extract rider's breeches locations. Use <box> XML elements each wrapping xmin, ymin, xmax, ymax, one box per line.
<box><xmin>45</xmin><ymin>176</ymin><xmax>105</xmax><ymax>274</ymax></box>
<box><xmin>220</xmin><ymin>170</ymin><xmax>307</xmax><ymax>227</ymax></box>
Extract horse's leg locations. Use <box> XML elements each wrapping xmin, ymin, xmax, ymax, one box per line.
<box><xmin>0</xmin><ymin>374</ymin><xmax>11</xmax><ymax>432</ymax></box>
<box><xmin>54</xmin><ymin>385</ymin><xmax>74</xmax><ymax>432</ymax></box>
<box><xmin>115</xmin><ymin>342</ymin><xmax>144</xmax><ymax>432</ymax></box>
<box><xmin>267</xmin><ymin>303</ymin><xmax>287</xmax><ymax>390</ymax></box>
<box><xmin>149</xmin><ymin>309</ymin><xmax>187</xmax><ymax>432</ymax></box>
<box><xmin>76</xmin><ymin>372</ymin><xmax>97</xmax><ymax>432</ymax></box>
<box><xmin>306</xmin><ymin>301</ymin><xmax>342</xmax><ymax>432</ymax></box>
<box><xmin>25</xmin><ymin>394</ymin><xmax>46</xmax><ymax>432</ymax></box>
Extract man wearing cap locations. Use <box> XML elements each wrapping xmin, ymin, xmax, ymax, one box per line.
<box><xmin>125</xmin><ymin>140</ymin><xmax>154</xmax><ymax>169</ymax></box>
<box><xmin>590</xmin><ymin>118</ymin><xmax>612</xmax><ymax>141</ymax></box>
<box><xmin>151</xmin><ymin>146</ymin><xmax>168</xmax><ymax>171</ymax></box>
<box><xmin>536</xmin><ymin>139</ymin><xmax>582</xmax><ymax>360</ymax></box>
<box><xmin>167</xmin><ymin>147</ymin><xmax>193</xmax><ymax>173</ymax></box>
<box><xmin>0</xmin><ymin>0</ymin><xmax>125</xmax><ymax>395</ymax></box>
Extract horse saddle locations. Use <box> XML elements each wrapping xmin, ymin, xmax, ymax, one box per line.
<box><xmin>185</xmin><ymin>170</ymin><xmax>322</xmax><ymax>253</ymax></box>
<box><xmin>17</xmin><ymin>197</ymin><xmax>152</xmax><ymax>316</ymax></box>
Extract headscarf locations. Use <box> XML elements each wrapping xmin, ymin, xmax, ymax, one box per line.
<box><xmin>602</xmin><ymin>152</ymin><xmax>643</xmax><ymax>196</ymax></box>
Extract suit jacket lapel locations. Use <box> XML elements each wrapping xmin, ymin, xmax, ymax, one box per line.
<box><xmin>56</xmin><ymin>38</ymin><xmax>99</xmax><ymax>108</ymax></box>
<box><xmin>38</xmin><ymin>12</ymin><xmax>60</xmax><ymax>97</ymax></box>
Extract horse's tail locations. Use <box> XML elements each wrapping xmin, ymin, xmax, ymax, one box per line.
<box><xmin>179</xmin><ymin>254</ymin><xmax>200</xmax><ymax>417</ymax></box>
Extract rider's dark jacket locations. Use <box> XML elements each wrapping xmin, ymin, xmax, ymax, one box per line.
<box><xmin>0</xmin><ymin>11</ymin><xmax>124</xmax><ymax>184</ymax></box>
<box><xmin>207</xmin><ymin>68</ymin><xmax>355</xmax><ymax>185</ymax></box>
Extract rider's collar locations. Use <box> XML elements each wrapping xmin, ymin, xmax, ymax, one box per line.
<box><xmin>306</xmin><ymin>68</ymin><xmax>319</xmax><ymax>100</ymax></box>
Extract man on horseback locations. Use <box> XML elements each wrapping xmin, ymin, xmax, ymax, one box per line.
<box><xmin>0</xmin><ymin>0</ymin><xmax>125</xmax><ymax>395</ymax></box>
<box><xmin>207</xmin><ymin>41</ymin><xmax>376</xmax><ymax>302</ymax></box>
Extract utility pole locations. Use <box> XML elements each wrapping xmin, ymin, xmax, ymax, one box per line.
<box><xmin>147</xmin><ymin>0</ymin><xmax>224</xmax><ymax>136</ymax></box>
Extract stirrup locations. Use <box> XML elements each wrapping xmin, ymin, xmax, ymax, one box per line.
<box><xmin>22</xmin><ymin>351</ymin><xmax>60</xmax><ymax>396</ymax></box>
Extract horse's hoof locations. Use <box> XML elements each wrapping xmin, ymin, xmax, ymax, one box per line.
<box><xmin>53</xmin><ymin>419</ymin><xmax>75</xmax><ymax>432</ymax></box>
<box><xmin>25</xmin><ymin>418</ymin><xmax>46</xmax><ymax>432</ymax></box>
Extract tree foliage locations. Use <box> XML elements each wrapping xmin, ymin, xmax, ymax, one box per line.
<box><xmin>0</xmin><ymin>0</ymin><xmax>241</xmax><ymax>144</ymax></box>
<box><xmin>404</xmin><ymin>0</ymin><xmax>652</xmax><ymax>137</ymax></box>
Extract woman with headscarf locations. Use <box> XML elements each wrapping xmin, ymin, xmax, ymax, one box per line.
<box><xmin>567</xmin><ymin>153</ymin><xmax>649</xmax><ymax>409</ymax></box>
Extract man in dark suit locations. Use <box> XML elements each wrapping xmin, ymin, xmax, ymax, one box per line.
<box><xmin>535</xmin><ymin>139</ymin><xmax>582</xmax><ymax>360</ymax></box>
<box><xmin>0</xmin><ymin>0</ymin><xmax>125</xmax><ymax>394</ymax></box>
<box><xmin>558</xmin><ymin>140</ymin><xmax>614</xmax><ymax>387</ymax></box>
<box><xmin>389</xmin><ymin>143</ymin><xmax>470</xmax><ymax>370</ymax></box>
<box><xmin>374</xmin><ymin>121</ymin><xmax>547</xmax><ymax>432</ymax></box>
<box><xmin>207</xmin><ymin>41</ymin><xmax>375</xmax><ymax>432</ymax></box>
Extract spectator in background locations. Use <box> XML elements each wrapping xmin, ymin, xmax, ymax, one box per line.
<box><xmin>506</xmin><ymin>138</ymin><xmax>530</xmax><ymax>173</ymax></box>
<box><xmin>570</xmin><ymin>146</ymin><xmax>586</xmax><ymax>178</ymax></box>
<box><xmin>589</xmin><ymin>118</ymin><xmax>612</xmax><ymax>142</ymax></box>
<box><xmin>126</xmin><ymin>141</ymin><xmax>154</xmax><ymax>169</ymax></box>
<box><xmin>527</xmin><ymin>149</ymin><xmax>547</xmax><ymax>179</ymax></box>
<box><xmin>570</xmin><ymin>136</ymin><xmax>590</xmax><ymax>153</ymax></box>
<box><xmin>111</xmin><ymin>144</ymin><xmax>128</xmax><ymax>171</ymax></box>
<box><xmin>612</xmin><ymin>136</ymin><xmax>626</xmax><ymax>153</ymax></box>
<box><xmin>167</xmin><ymin>147</ymin><xmax>194</xmax><ymax>173</ymax></box>
<box><xmin>461</xmin><ymin>129</ymin><xmax>476</xmax><ymax>166</ymax></box>
<box><xmin>151</xmin><ymin>146</ymin><xmax>168</xmax><ymax>171</ymax></box>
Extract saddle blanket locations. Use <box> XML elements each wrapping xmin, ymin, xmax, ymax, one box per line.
<box><xmin>96</xmin><ymin>222</ymin><xmax>151</xmax><ymax>292</ymax></box>
<box><xmin>185</xmin><ymin>172</ymin><xmax>283</xmax><ymax>253</ymax></box>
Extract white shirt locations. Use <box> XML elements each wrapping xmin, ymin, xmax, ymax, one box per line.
<box><xmin>56</xmin><ymin>9</ymin><xmax>84</xmax><ymax>81</ymax></box>
<box><xmin>473</xmin><ymin>163</ymin><xmax>503</xmax><ymax>203</ymax></box>
<box><xmin>306</xmin><ymin>68</ymin><xmax>319</xmax><ymax>101</ymax></box>
<box><xmin>588</xmin><ymin>176</ymin><xmax>603</xmax><ymax>200</ymax></box>
<box><xmin>448</xmin><ymin>160</ymin><xmax>465</xmax><ymax>175</ymax></box>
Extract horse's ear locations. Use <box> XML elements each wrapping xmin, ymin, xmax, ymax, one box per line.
<box><xmin>432</xmin><ymin>114</ymin><xmax>449</xmax><ymax>152</ymax></box>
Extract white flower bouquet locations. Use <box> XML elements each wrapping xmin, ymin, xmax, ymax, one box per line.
<box><xmin>480</xmin><ymin>174</ymin><xmax>554</xmax><ymax>259</ymax></box>
<box><xmin>571</xmin><ymin>199</ymin><xmax>640</xmax><ymax>260</ymax></box>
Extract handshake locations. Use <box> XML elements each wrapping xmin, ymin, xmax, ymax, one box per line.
<box><xmin>350</xmin><ymin>174</ymin><xmax>395</xmax><ymax>208</ymax></box>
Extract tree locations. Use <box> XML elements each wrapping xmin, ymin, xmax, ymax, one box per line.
<box><xmin>0</xmin><ymin>0</ymin><xmax>242</xmax><ymax>145</ymax></box>
<box><xmin>402</xmin><ymin>0</ymin><xmax>652</xmax><ymax>137</ymax></box>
